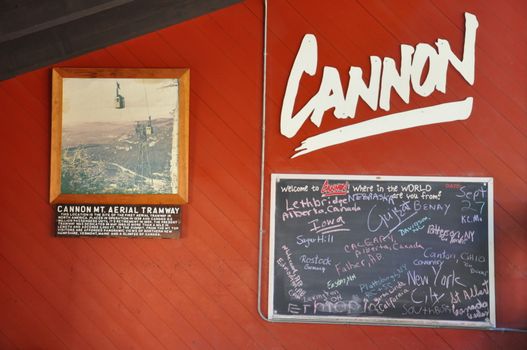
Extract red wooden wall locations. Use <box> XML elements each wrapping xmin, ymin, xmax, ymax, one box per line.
<box><xmin>0</xmin><ymin>0</ymin><xmax>526</xmax><ymax>349</ymax></box>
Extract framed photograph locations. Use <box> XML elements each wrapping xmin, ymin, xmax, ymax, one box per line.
<box><xmin>50</xmin><ymin>68</ymin><xmax>189</xmax><ymax>204</ymax></box>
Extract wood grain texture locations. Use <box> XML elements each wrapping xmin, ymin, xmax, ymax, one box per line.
<box><xmin>0</xmin><ymin>0</ymin><xmax>526</xmax><ymax>348</ymax></box>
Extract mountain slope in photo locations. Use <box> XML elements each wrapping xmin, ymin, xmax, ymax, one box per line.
<box><xmin>61</xmin><ymin>117</ymin><xmax>175</xmax><ymax>194</ymax></box>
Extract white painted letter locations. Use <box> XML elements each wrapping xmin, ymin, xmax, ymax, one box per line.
<box><xmin>410</xmin><ymin>43</ymin><xmax>443</xmax><ymax>97</ymax></box>
<box><xmin>379</xmin><ymin>44</ymin><xmax>414</xmax><ymax>110</ymax></box>
<box><xmin>343</xmin><ymin>56</ymin><xmax>382</xmax><ymax>117</ymax></box>
<box><xmin>311</xmin><ymin>66</ymin><xmax>346</xmax><ymax>126</ymax></box>
<box><xmin>436</xmin><ymin>12</ymin><xmax>479</xmax><ymax>85</ymax></box>
<box><xmin>280</xmin><ymin>34</ymin><xmax>319</xmax><ymax>138</ymax></box>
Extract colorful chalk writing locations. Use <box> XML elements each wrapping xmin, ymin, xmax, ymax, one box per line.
<box><xmin>270</xmin><ymin>175</ymin><xmax>494</xmax><ymax>327</ymax></box>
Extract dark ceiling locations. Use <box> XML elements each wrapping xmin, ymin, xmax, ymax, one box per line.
<box><xmin>0</xmin><ymin>0</ymin><xmax>242</xmax><ymax>80</ymax></box>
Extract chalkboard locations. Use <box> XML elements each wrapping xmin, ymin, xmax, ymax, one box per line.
<box><xmin>268</xmin><ymin>174</ymin><xmax>495</xmax><ymax>328</ymax></box>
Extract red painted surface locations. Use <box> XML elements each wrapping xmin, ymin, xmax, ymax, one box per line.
<box><xmin>0</xmin><ymin>0</ymin><xmax>526</xmax><ymax>348</ymax></box>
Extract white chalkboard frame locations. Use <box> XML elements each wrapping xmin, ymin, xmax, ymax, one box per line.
<box><xmin>268</xmin><ymin>174</ymin><xmax>496</xmax><ymax>329</ymax></box>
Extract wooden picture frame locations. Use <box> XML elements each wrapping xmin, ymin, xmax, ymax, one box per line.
<box><xmin>50</xmin><ymin>68</ymin><xmax>189</xmax><ymax>204</ymax></box>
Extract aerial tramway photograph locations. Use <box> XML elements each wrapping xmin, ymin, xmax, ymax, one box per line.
<box><xmin>59</xmin><ymin>76</ymin><xmax>180</xmax><ymax>195</ymax></box>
